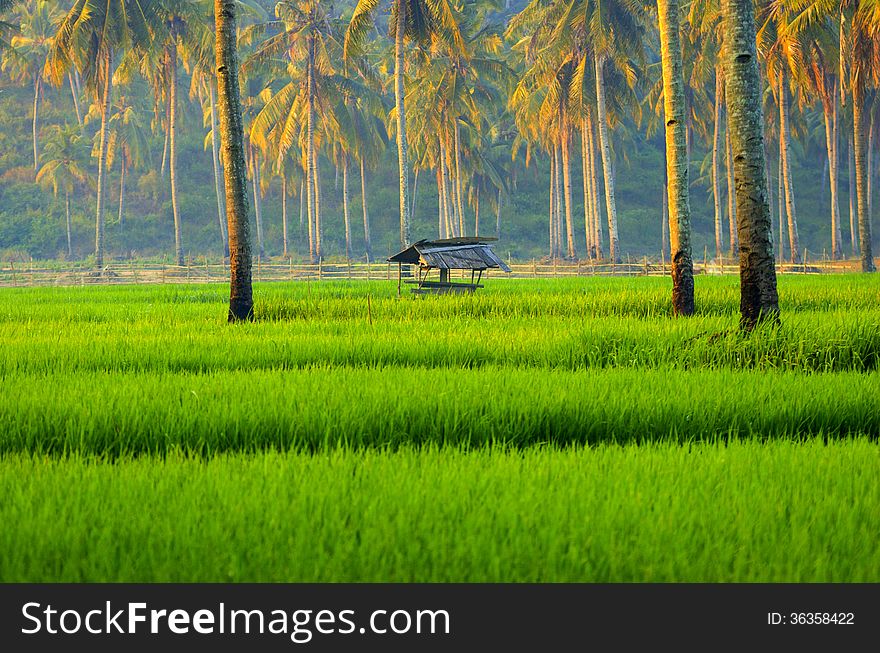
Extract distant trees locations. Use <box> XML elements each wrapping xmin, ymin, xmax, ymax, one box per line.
<box><xmin>35</xmin><ymin>124</ymin><xmax>91</xmax><ymax>258</ymax></box>
<box><xmin>0</xmin><ymin>0</ymin><xmax>874</xmax><ymax>284</ymax></box>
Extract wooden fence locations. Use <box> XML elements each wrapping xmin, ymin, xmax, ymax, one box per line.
<box><xmin>0</xmin><ymin>255</ymin><xmax>870</xmax><ymax>288</ymax></box>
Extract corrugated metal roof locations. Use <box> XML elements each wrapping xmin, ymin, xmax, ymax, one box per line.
<box><xmin>388</xmin><ymin>240</ymin><xmax>511</xmax><ymax>272</ymax></box>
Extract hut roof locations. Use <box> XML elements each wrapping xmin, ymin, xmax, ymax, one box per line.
<box><xmin>387</xmin><ymin>238</ymin><xmax>511</xmax><ymax>272</ymax></box>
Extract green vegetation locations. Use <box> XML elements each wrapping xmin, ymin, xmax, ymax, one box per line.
<box><xmin>2</xmin><ymin>440</ymin><xmax>878</xmax><ymax>582</ymax></box>
<box><xmin>0</xmin><ymin>276</ymin><xmax>877</xmax><ymax>581</ymax></box>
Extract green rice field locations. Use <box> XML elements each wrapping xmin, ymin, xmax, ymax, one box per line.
<box><xmin>1</xmin><ymin>276</ymin><xmax>878</xmax><ymax>581</ymax></box>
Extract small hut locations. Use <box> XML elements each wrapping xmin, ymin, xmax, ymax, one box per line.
<box><xmin>388</xmin><ymin>237</ymin><xmax>511</xmax><ymax>295</ymax></box>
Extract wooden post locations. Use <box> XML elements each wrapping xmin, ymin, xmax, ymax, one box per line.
<box><xmin>533</xmin><ymin>259</ymin><xmax>537</xmax><ymax>277</ymax></box>
<box><xmin>397</xmin><ymin>262</ymin><xmax>402</xmax><ymax>296</ymax></box>
<box><xmin>318</xmin><ymin>260</ymin><xmax>323</xmax><ymax>281</ymax></box>
<box><xmin>703</xmin><ymin>245</ymin><xmax>708</xmax><ymax>274</ymax></box>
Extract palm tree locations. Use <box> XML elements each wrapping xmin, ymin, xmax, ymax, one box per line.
<box><xmin>2</xmin><ymin>0</ymin><xmax>59</xmax><ymax>172</ymax></box>
<box><xmin>215</xmin><ymin>0</ymin><xmax>253</xmax><ymax>320</ymax></box>
<box><xmin>86</xmin><ymin>89</ymin><xmax>150</xmax><ymax>255</ymax></box>
<box><xmin>36</xmin><ymin>124</ymin><xmax>92</xmax><ymax>259</ymax></box>
<box><xmin>189</xmin><ymin>44</ymin><xmax>229</xmax><ymax>258</ymax></box>
<box><xmin>346</xmin><ymin>0</ymin><xmax>465</xmax><ymax>249</ymax></box>
<box><xmin>657</xmin><ymin>0</ymin><xmax>695</xmax><ymax>316</ymax></box>
<box><xmin>721</xmin><ymin>0</ymin><xmax>778</xmax><ymax>328</ymax></box>
<box><xmin>48</xmin><ymin>0</ymin><xmax>156</xmax><ymax>269</ymax></box>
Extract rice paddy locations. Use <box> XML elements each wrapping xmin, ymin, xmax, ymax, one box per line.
<box><xmin>1</xmin><ymin>275</ymin><xmax>877</xmax><ymax>581</ymax></box>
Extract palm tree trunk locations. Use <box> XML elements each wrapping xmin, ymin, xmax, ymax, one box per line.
<box><xmin>594</xmin><ymin>53</ymin><xmax>620</xmax><ymax>262</ymax></box>
<box><xmin>712</xmin><ymin>68</ymin><xmax>724</xmax><ymax>259</ymax></box>
<box><xmin>454</xmin><ymin>121</ymin><xmax>466</xmax><ymax>237</ymax></box>
<box><xmin>474</xmin><ymin>191</ymin><xmax>480</xmax><ymax>237</ymax></box>
<box><xmin>725</xmin><ymin>121</ymin><xmax>737</xmax><ymax>256</ymax></box>
<box><xmin>587</xmin><ymin>111</ymin><xmax>603</xmax><ymax>258</ymax></box>
<box><xmin>313</xmin><ymin>145</ymin><xmax>322</xmax><ymax>260</ymax></box>
<box><xmin>721</xmin><ymin>0</ymin><xmax>779</xmax><ymax>328</ymax></box>
<box><xmin>549</xmin><ymin>149</ymin><xmax>556</xmax><ymax>258</ymax></box>
<box><xmin>661</xmin><ymin>173</ymin><xmax>669</xmax><ymax>258</ymax></box>
<box><xmin>361</xmin><ymin>157</ymin><xmax>372</xmax><ymax>261</ymax></box>
<box><xmin>580</xmin><ymin>120</ymin><xmax>593</xmax><ymax>257</ymax></box>
<box><xmin>868</xmin><ymin>113</ymin><xmax>875</xmax><ymax>226</ymax></box>
<box><xmin>169</xmin><ymin>41</ymin><xmax>184</xmax><ymax>266</ymax></box>
<box><xmin>827</xmin><ymin>81</ymin><xmax>842</xmax><ymax>259</ymax></box>
<box><xmin>161</xmin><ymin>58</ymin><xmax>170</xmax><ymax>180</ymax></box>
<box><xmin>209</xmin><ymin>85</ymin><xmax>229</xmax><ymax>258</ymax></box>
<box><xmin>65</xmin><ymin>190</ymin><xmax>72</xmax><ymax>260</ymax></box>
<box><xmin>94</xmin><ymin>48</ymin><xmax>113</xmax><ymax>269</ymax></box>
<box><xmin>282</xmin><ymin>175</ymin><xmax>288</xmax><ymax>259</ymax></box>
<box><xmin>560</xmin><ymin>127</ymin><xmax>577</xmax><ymax>259</ymax></box>
<box><xmin>394</xmin><ymin>0</ymin><xmax>411</xmax><ymax>247</ymax></box>
<box><xmin>410</xmin><ymin>168</ymin><xmax>420</xmax><ymax>227</ymax></box>
<box><xmin>778</xmin><ymin>69</ymin><xmax>801</xmax><ymax>264</ymax></box>
<box><xmin>495</xmin><ymin>188</ymin><xmax>502</xmax><ymax>241</ymax></box>
<box><xmin>852</xmin><ymin>82</ymin><xmax>876</xmax><ymax>272</ymax></box>
<box><xmin>342</xmin><ymin>155</ymin><xmax>351</xmax><ymax>260</ymax></box>
<box><xmin>306</xmin><ymin>34</ymin><xmax>317</xmax><ymax>263</ymax></box>
<box><xmin>69</xmin><ymin>73</ymin><xmax>83</xmax><ymax>128</ymax></box>
<box><xmin>437</xmin><ymin>168</ymin><xmax>446</xmax><ymax>239</ymax></box>
<box><xmin>118</xmin><ymin>158</ymin><xmax>126</xmax><ymax>227</ymax></box>
<box><xmin>778</xmin><ymin>142</ymin><xmax>785</xmax><ymax>261</ymax></box>
<box><xmin>215</xmin><ymin>0</ymin><xmax>253</xmax><ymax>321</ymax></box>
<box><xmin>554</xmin><ymin>141</ymin><xmax>564</xmax><ymax>258</ymax></box>
<box><xmin>658</xmin><ymin>0</ymin><xmax>695</xmax><ymax>315</ymax></box>
<box><xmin>32</xmin><ymin>75</ymin><xmax>41</xmax><ymax>172</ymax></box>
<box><xmin>250</xmin><ymin>144</ymin><xmax>264</xmax><ymax>261</ymax></box>
<box><xmin>848</xmin><ymin>135</ymin><xmax>857</xmax><ymax>255</ymax></box>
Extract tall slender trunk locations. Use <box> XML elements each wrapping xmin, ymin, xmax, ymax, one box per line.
<box><xmin>852</xmin><ymin>81</ymin><xmax>876</xmax><ymax>272</ymax></box>
<box><xmin>778</xmin><ymin>69</ymin><xmax>801</xmax><ymax>264</ymax></box>
<box><xmin>94</xmin><ymin>48</ymin><xmax>113</xmax><ymax>269</ymax></box>
<box><xmin>68</xmin><ymin>72</ymin><xmax>83</xmax><ymax>128</ymax></box>
<box><xmin>560</xmin><ymin>126</ymin><xmax>577</xmax><ymax>259</ymax></box>
<box><xmin>474</xmin><ymin>191</ymin><xmax>480</xmax><ymax>237</ymax></box>
<box><xmin>32</xmin><ymin>75</ymin><xmax>41</xmax><ymax>172</ymax></box>
<box><xmin>410</xmin><ymin>168</ymin><xmax>419</xmax><ymax>228</ymax></box>
<box><xmin>580</xmin><ymin>120</ymin><xmax>593</xmax><ymax>257</ymax></box>
<box><xmin>437</xmin><ymin>168</ymin><xmax>446</xmax><ymax>238</ymax></box>
<box><xmin>549</xmin><ymin>149</ymin><xmax>556</xmax><ymax>257</ymax></box>
<box><xmin>712</xmin><ymin>68</ymin><xmax>724</xmax><ymax>259</ymax></box>
<box><xmin>65</xmin><ymin>191</ymin><xmax>72</xmax><ymax>260</ymax></box>
<box><xmin>215</xmin><ymin>0</ymin><xmax>253</xmax><ymax>321</ymax></box>
<box><xmin>394</xmin><ymin>0</ymin><xmax>411</xmax><ymax>247</ymax></box>
<box><xmin>868</xmin><ymin>113</ymin><xmax>875</xmax><ymax>224</ymax></box>
<box><xmin>587</xmin><ymin>111</ymin><xmax>603</xmax><ymax>258</ymax></box>
<box><xmin>454</xmin><ymin>121</ymin><xmax>466</xmax><ymax>237</ymax></box>
<box><xmin>250</xmin><ymin>144</ymin><xmax>264</xmax><ymax>261</ymax></box>
<box><xmin>313</xmin><ymin>145</ymin><xmax>322</xmax><ymax>260</ymax></box>
<box><xmin>342</xmin><ymin>155</ymin><xmax>351</xmax><ymax>260</ymax></box>
<box><xmin>555</xmin><ymin>141</ymin><xmax>564</xmax><ymax>257</ymax></box>
<box><xmin>827</xmin><ymin>81</ymin><xmax>842</xmax><ymax>259</ymax></box>
<box><xmin>169</xmin><ymin>41</ymin><xmax>184</xmax><ymax>266</ymax></box>
<box><xmin>299</xmin><ymin>179</ymin><xmax>305</xmax><ymax>228</ymax></box>
<box><xmin>161</xmin><ymin>55</ymin><xmax>170</xmax><ymax>180</ymax></box>
<box><xmin>721</xmin><ymin>0</ymin><xmax>779</xmax><ymax>328</ymax></box>
<box><xmin>209</xmin><ymin>85</ymin><xmax>229</xmax><ymax>257</ymax></box>
<box><xmin>848</xmin><ymin>135</ymin><xmax>857</xmax><ymax>254</ymax></box>
<box><xmin>306</xmin><ymin>34</ymin><xmax>317</xmax><ymax>263</ymax></box>
<box><xmin>724</xmin><ymin>120</ymin><xmax>737</xmax><ymax>257</ymax></box>
<box><xmin>595</xmin><ymin>54</ymin><xmax>620</xmax><ymax>262</ymax></box>
<box><xmin>281</xmin><ymin>175</ymin><xmax>288</xmax><ymax>259</ymax></box>
<box><xmin>118</xmin><ymin>157</ymin><xmax>128</xmax><ymax>259</ymax></box>
<box><xmin>495</xmin><ymin>188</ymin><xmax>502</xmax><ymax>240</ymax></box>
<box><xmin>778</xmin><ymin>142</ymin><xmax>785</xmax><ymax>261</ymax></box>
<box><xmin>658</xmin><ymin>0</ymin><xmax>695</xmax><ymax>315</ymax></box>
<box><xmin>361</xmin><ymin>157</ymin><xmax>372</xmax><ymax>261</ymax></box>
<box><xmin>661</xmin><ymin>172</ymin><xmax>669</xmax><ymax>258</ymax></box>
